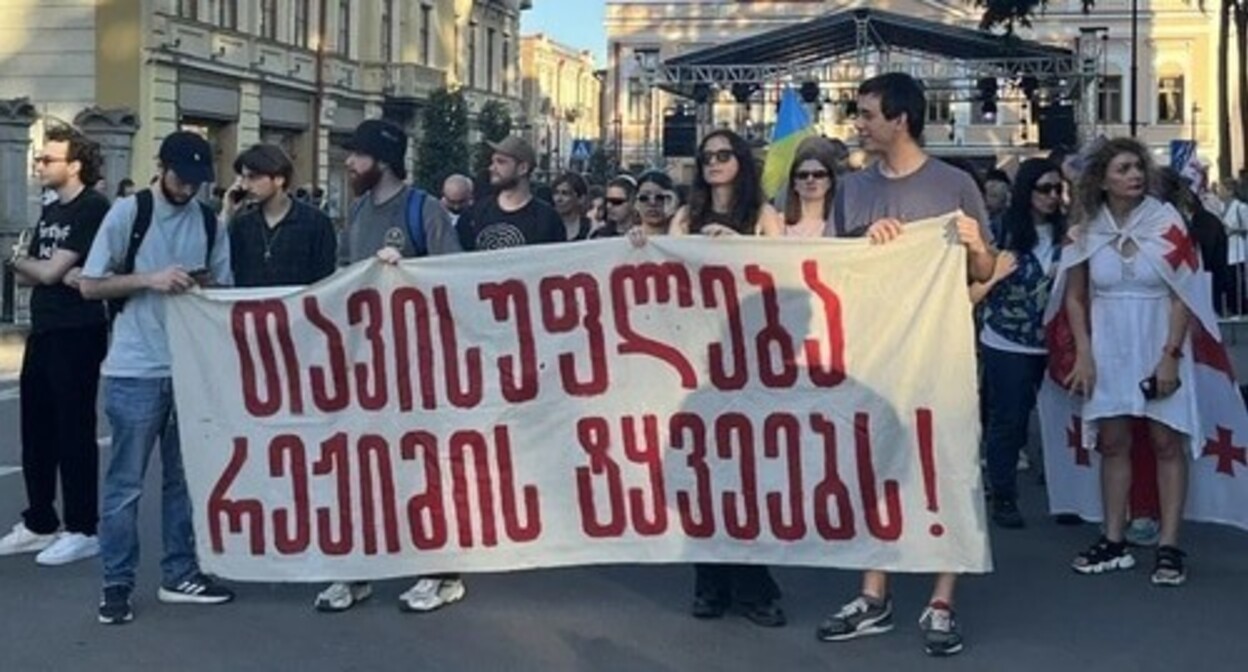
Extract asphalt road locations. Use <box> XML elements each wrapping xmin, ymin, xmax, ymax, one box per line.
<box><xmin>1</xmin><ymin>371</ymin><xmax>1246</xmax><ymax>672</ymax></box>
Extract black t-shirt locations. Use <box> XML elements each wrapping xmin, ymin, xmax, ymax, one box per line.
<box><xmin>229</xmin><ymin>199</ymin><xmax>338</xmax><ymax>288</ymax></box>
<box><xmin>466</xmin><ymin>195</ymin><xmax>566</xmax><ymax>251</ymax></box>
<box><xmin>27</xmin><ymin>188</ymin><xmax>110</xmax><ymax>333</ymax></box>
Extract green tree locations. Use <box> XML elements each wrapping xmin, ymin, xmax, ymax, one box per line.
<box><xmin>415</xmin><ymin>87</ymin><xmax>470</xmax><ymax>193</ymax></box>
<box><xmin>972</xmin><ymin>0</ymin><xmax>1095</xmax><ymax>33</ymax></box>
<box><xmin>473</xmin><ymin>100</ymin><xmax>514</xmax><ymax>178</ymax></box>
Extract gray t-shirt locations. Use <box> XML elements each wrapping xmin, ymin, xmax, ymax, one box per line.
<box><xmin>343</xmin><ymin>185</ymin><xmax>460</xmax><ymax>263</ymax></box>
<box><xmin>827</xmin><ymin>158</ymin><xmax>991</xmax><ymax>238</ymax></box>
<box><xmin>82</xmin><ymin>190</ymin><xmax>232</xmax><ymax>379</ymax></box>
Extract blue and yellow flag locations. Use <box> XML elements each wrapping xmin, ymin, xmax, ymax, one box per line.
<box><xmin>762</xmin><ymin>87</ymin><xmax>817</xmax><ymax>199</ymax></box>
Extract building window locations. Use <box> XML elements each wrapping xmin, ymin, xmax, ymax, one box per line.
<box><xmin>628</xmin><ymin>77</ymin><xmax>646</xmax><ymax>122</ymax></box>
<box><xmin>487</xmin><ymin>28</ymin><xmax>497</xmax><ymax>92</ymax></box>
<box><xmin>502</xmin><ymin>39</ymin><xmax>510</xmax><ymax>96</ymax></box>
<box><xmin>337</xmin><ymin>0</ymin><xmax>351</xmax><ymax>55</ymax></box>
<box><xmin>926</xmin><ymin>91</ymin><xmax>953</xmax><ymax>125</ymax></box>
<box><xmin>1157</xmin><ymin>75</ymin><xmax>1185</xmax><ymax>124</ymax></box>
<box><xmin>259</xmin><ymin>0</ymin><xmax>278</xmax><ymax>40</ymax></box>
<box><xmin>218</xmin><ymin>0</ymin><xmax>238</xmax><ymax>29</ymax></box>
<box><xmin>420</xmin><ymin>5</ymin><xmax>432</xmax><ymax>65</ymax></box>
<box><xmin>1097</xmin><ymin>75</ymin><xmax>1123</xmax><ymax>124</ymax></box>
<box><xmin>294</xmin><ymin>0</ymin><xmax>310</xmax><ymax>48</ymax></box>
<box><xmin>178</xmin><ymin>0</ymin><xmax>198</xmax><ymax>19</ymax></box>
<box><xmin>380</xmin><ymin>0</ymin><xmax>393</xmax><ymax>61</ymax></box>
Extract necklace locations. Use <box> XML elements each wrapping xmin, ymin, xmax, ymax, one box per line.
<box><xmin>261</xmin><ymin>222</ymin><xmax>283</xmax><ymax>263</ymax></box>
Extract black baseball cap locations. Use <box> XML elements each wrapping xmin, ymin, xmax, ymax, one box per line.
<box><xmin>343</xmin><ymin>119</ymin><xmax>407</xmax><ymax>170</ymax></box>
<box><xmin>159</xmin><ymin>131</ymin><xmax>215</xmax><ymax>185</ymax></box>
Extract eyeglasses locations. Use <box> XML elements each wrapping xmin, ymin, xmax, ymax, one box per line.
<box><xmin>701</xmin><ymin>149</ymin><xmax>736</xmax><ymax>165</ymax></box>
<box><xmin>1033</xmin><ymin>183</ymin><xmax>1063</xmax><ymax>196</ymax></box>
<box><xmin>605</xmin><ymin>197</ymin><xmax>629</xmax><ymax>206</ymax></box>
<box><xmin>33</xmin><ymin>156</ymin><xmax>68</xmax><ymax>166</ymax></box>
<box><xmin>794</xmin><ymin>170</ymin><xmax>830</xmax><ymax>181</ymax></box>
<box><xmin>637</xmin><ymin>194</ymin><xmax>671</xmax><ymax>204</ymax></box>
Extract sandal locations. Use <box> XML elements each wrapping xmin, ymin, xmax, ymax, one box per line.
<box><xmin>1151</xmin><ymin>545</ymin><xmax>1187</xmax><ymax>587</ymax></box>
<box><xmin>1072</xmin><ymin>536</ymin><xmax>1135</xmax><ymax>574</ymax></box>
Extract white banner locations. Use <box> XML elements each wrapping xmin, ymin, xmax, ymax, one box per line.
<box><xmin>168</xmin><ymin>217</ymin><xmax>992</xmax><ymax>582</ymax></box>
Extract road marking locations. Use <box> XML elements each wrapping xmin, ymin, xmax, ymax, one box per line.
<box><xmin>0</xmin><ymin>467</ymin><xmax>21</xmax><ymax>478</ymax></box>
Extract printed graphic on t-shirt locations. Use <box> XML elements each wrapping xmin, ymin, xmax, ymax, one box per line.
<box><xmin>475</xmin><ymin>222</ymin><xmax>528</xmax><ymax>250</ymax></box>
<box><xmin>35</xmin><ymin>221</ymin><xmax>71</xmax><ymax>259</ymax></box>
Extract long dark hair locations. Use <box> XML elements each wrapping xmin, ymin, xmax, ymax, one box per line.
<box><xmin>1001</xmin><ymin>158</ymin><xmax>1066</xmax><ymax>253</ymax></box>
<box><xmin>689</xmin><ymin>129</ymin><xmax>764</xmax><ymax>233</ymax></box>
<box><xmin>784</xmin><ymin>139</ymin><xmax>838</xmax><ymax>225</ymax></box>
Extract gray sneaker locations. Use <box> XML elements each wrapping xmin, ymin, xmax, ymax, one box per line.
<box><xmin>815</xmin><ymin>595</ymin><xmax>894</xmax><ymax>642</ymax></box>
<box><xmin>919</xmin><ymin>603</ymin><xmax>964</xmax><ymax>657</ymax></box>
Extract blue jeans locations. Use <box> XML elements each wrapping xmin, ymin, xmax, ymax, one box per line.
<box><xmin>982</xmin><ymin>345</ymin><xmax>1048</xmax><ymax>502</ymax></box>
<box><xmin>99</xmin><ymin>377</ymin><xmax>199</xmax><ymax>591</ymax></box>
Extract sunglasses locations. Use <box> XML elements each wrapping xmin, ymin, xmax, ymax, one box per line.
<box><xmin>637</xmin><ymin>194</ymin><xmax>671</xmax><ymax>204</ymax></box>
<box><xmin>1033</xmin><ymin>183</ymin><xmax>1063</xmax><ymax>195</ymax></box>
<box><xmin>794</xmin><ymin>170</ymin><xmax>830</xmax><ymax>181</ymax></box>
<box><xmin>33</xmin><ymin>156</ymin><xmax>69</xmax><ymax>165</ymax></box>
<box><xmin>701</xmin><ymin>149</ymin><xmax>736</xmax><ymax>165</ymax></box>
<box><xmin>605</xmin><ymin>197</ymin><xmax>629</xmax><ymax>206</ymax></box>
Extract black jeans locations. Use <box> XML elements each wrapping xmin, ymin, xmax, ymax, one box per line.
<box><xmin>694</xmin><ymin>564</ymin><xmax>781</xmax><ymax>606</ymax></box>
<box><xmin>20</xmin><ymin>325</ymin><xmax>108</xmax><ymax>535</ymax></box>
<box><xmin>982</xmin><ymin>344</ymin><xmax>1047</xmax><ymax>502</ymax></box>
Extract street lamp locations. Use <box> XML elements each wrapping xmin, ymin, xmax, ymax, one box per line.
<box><xmin>1130</xmin><ymin>0</ymin><xmax>1139</xmax><ymax>137</ymax></box>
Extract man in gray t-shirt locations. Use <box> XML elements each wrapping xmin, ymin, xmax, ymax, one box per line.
<box><xmin>816</xmin><ymin>73</ymin><xmax>995</xmax><ymax>658</ymax></box>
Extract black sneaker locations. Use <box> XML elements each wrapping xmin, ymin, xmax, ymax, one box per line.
<box><xmin>691</xmin><ymin>592</ymin><xmax>728</xmax><ymax>619</ymax></box>
<box><xmin>739</xmin><ymin>599</ymin><xmax>786</xmax><ymax>628</ymax></box>
<box><xmin>157</xmin><ymin>574</ymin><xmax>235</xmax><ymax>605</ymax></box>
<box><xmin>991</xmin><ymin>498</ymin><xmax>1025</xmax><ymax>529</ymax></box>
<box><xmin>816</xmin><ymin>595</ymin><xmax>894</xmax><ymax>642</ymax></box>
<box><xmin>98</xmin><ymin>585</ymin><xmax>133</xmax><ymax>625</ymax></box>
<box><xmin>1072</xmin><ymin>536</ymin><xmax>1135</xmax><ymax>575</ymax></box>
<box><xmin>919</xmin><ymin>602</ymin><xmax>964</xmax><ymax>657</ymax></box>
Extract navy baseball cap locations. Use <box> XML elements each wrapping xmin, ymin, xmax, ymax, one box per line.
<box><xmin>159</xmin><ymin>131</ymin><xmax>215</xmax><ymax>185</ymax></box>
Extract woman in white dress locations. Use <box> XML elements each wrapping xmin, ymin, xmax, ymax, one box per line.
<box><xmin>1062</xmin><ymin>138</ymin><xmax>1196</xmax><ymax>586</ymax></box>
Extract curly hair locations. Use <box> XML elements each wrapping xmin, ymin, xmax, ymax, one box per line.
<box><xmin>1074</xmin><ymin>137</ymin><xmax>1155</xmax><ymax>224</ymax></box>
<box><xmin>44</xmin><ymin>125</ymin><xmax>103</xmax><ymax>188</ymax></box>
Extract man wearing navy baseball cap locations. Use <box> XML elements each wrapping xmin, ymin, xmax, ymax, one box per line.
<box><xmin>80</xmin><ymin>130</ymin><xmax>234</xmax><ymax>625</ymax></box>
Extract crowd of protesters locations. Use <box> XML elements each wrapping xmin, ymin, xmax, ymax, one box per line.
<box><xmin>2</xmin><ymin>70</ymin><xmax>1246</xmax><ymax>657</ymax></box>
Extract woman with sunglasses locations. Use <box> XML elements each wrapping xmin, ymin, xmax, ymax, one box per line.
<box><xmin>969</xmin><ymin>159</ymin><xmax>1066</xmax><ymax>529</ymax></box>
<box><xmin>783</xmin><ymin>139</ymin><xmax>839</xmax><ymax>238</ymax></box>
<box><xmin>551</xmin><ymin>172</ymin><xmax>593</xmax><ymax>241</ymax></box>
<box><xmin>672</xmin><ymin>130</ymin><xmax>783</xmax><ymax>237</ymax></box>
<box><xmin>590</xmin><ymin>176</ymin><xmax>639</xmax><ymax>239</ymax></box>
<box><xmin>636</xmin><ymin>171</ymin><xmax>678</xmax><ymax>235</ymax></box>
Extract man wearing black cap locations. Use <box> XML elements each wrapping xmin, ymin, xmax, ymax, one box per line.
<box><xmin>80</xmin><ymin>130</ymin><xmax>234</xmax><ymax>625</ymax></box>
<box><xmin>460</xmin><ymin>135</ymin><xmax>565</xmax><ymax>250</ymax></box>
<box><xmin>315</xmin><ymin>118</ymin><xmax>464</xmax><ymax>615</ymax></box>
<box><xmin>339</xmin><ymin>119</ymin><xmax>459</xmax><ymax>264</ymax></box>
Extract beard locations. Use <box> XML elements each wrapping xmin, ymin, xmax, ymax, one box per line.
<box><xmin>491</xmin><ymin>174</ymin><xmax>520</xmax><ymax>192</ymax></box>
<box><xmin>349</xmin><ymin>164</ymin><xmax>383</xmax><ymax>197</ymax></box>
<box><xmin>160</xmin><ymin>179</ymin><xmax>195</xmax><ymax>206</ymax></box>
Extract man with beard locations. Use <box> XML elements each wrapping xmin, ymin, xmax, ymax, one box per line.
<box><xmin>0</xmin><ymin>126</ymin><xmax>110</xmax><ymax>567</ymax></box>
<box><xmin>314</xmin><ymin>119</ymin><xmax>464</xmax><ymax>615</ymax></box>
<box><xmin>460</xmin><ymin>136</ymin><xmax>565</xmax><ymax>250</ymax></box>
<box><xmin>223</xmin><ymin>144</ymin><xmax>336</xmax><ymax>287</ymax></box>
<box><xmin>340</xmin><ymin>119</ymin><xmax>459</xmax><ymax>263</ymax></box>
<box><xmin>79</xmin><ymin>131</ymin><xmax>235</xmax><ymax>625</ymax></box>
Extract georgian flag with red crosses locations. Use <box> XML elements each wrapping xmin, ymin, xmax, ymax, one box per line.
<box><xmin>1037</xmin><ymin>198</ymin><xmax>1248</xmax><ymax>531</ymax></box>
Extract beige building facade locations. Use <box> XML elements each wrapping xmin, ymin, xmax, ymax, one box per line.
<box><xmin>520</xmin><ymin>33</ymin><xmax>601</xmax><ymax>178</ymax></box>
<box><xmin>0</xmin><ymin>0</ymin><xmax>529</xmax><ymax>222</ymax></box>
<box><xmin>605</xmin><ymin>0</ymin><xmax>1240</xmax><ymax>176</ymax></box>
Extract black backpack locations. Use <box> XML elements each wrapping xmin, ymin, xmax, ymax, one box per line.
<box><xmin>107</xmin><ymin>189</ymin><xmax>217</xmax><ymax>320</ymax></box>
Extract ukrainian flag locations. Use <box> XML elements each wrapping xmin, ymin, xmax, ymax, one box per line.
<box><xmin>762</xmin><ymin>87</ymin><xmax>817</xmax><ymax>199</ymax></box>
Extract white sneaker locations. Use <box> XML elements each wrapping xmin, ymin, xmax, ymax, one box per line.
<box><xmin>35</xmin><ymin>533</ymin><xmax>99</xmax><ymax>566</ymax></box>
<box><xmin>398</xmin><ymin>577</ymin><xmax>466</xmax><ymax>613</ymax></box>
<box><xmin>314</xmin><ymin>582</ymin><xmax>373</xmax><ymax>612</ymax></box>
<box><xmin>0</xmin><ymin>522</ymin><xmax>58</xmax><ymax>556</ymax></box>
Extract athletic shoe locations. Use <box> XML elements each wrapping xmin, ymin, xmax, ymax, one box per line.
<box><xmin>315</xmin><ymin>582</ymin><xmax>373</xmax><ymax>612</ymax></box>
<box><xmin>816</xmin><ymin>595</ymin><xmax>894</xmax><ymax>642</ymax></box>
<box><xmin>919</xmin><ymin>602</ymin><xmax>964</xmax><ymax>657</ymax></box>
<box><xmin>1151</xmin><ymin>545</ymin><xmax>1188</xmax><ymax>587</ymax></box>
<box><xmin>398</xmin><ymin>577</ymin><xmax>466</xmax><ymax>613</ymax></box>
<box><xmin>35</xmin><ymin>533</ymin><xmax>99</xmax><ymax>566</ymax></box>
<box><xmin>1072</xmin><ymin>537</ymin><xmax>1135</xmax><ymax>575</ymax></box>
<box><xmin>991</xmin><ymin>498</ymin><xmax>1025</xmax><ymax>529</ymax></box>
<box><xmin>0</xmin><ymin>522</ymin><xmax>57</xmax><ymax>556</ymax></box>
<box><xmin>157</xmin><ymin>574</ymin><xmax>235</xmax><ymax>605</ymax></box>
<box><xmin>691</xmin><ymin>593</ymin><xmax>728</xmax><ymax>619</ymax></box>
<box><xmin>739</xmin><ymin>600</ymin><xmax>786</xmax><ymax>627</ymax></box>
<box><xmin>98</xmin><ymin>586</ymin><xmax>133</xmax><ymax>625</ymax></box>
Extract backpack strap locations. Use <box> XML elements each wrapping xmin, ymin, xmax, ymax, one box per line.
<box><xmin>406</xmin><ymin>188</ymin><xmax>428</xmax><ymax>257</ymax></box>
<box><xmin>109</xmin><ymin>190</ymin><xmax>156</xmax><ymax>320</ymax></box>
<box><xmin>199</xmin><ymin>200</ymin><xmax>217</xmax><ymax>270</ymax></box>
